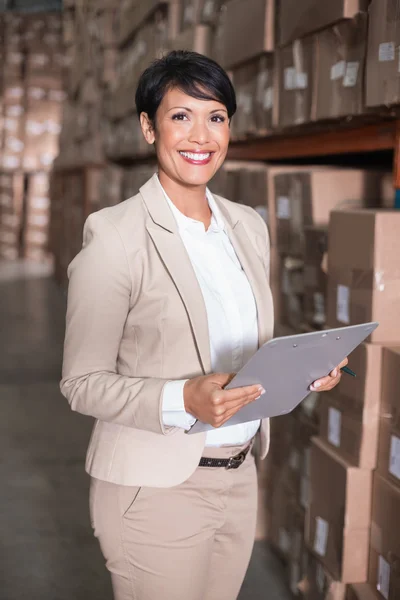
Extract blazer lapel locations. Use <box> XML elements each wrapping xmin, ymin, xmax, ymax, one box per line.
<box><xmin>140</xmin><ymin>175</ymin><xmax>212</xmax><ymax>374</ymax></box>
<box><xmin>214</xmin><ymin>196</ymin><xmax>273</xmax><ymax>348</ymax></box>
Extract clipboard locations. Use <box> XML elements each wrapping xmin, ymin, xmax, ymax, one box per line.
<box><xmin>187</xmin><ymin>321</ymin><xmax>378</xmax><ymax>434</ymax></box>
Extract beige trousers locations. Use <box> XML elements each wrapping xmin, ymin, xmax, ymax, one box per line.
<box><xmin>89</xmin><ymin>443</ymin><xmax>258</xmax><ymax>600</ymax></box>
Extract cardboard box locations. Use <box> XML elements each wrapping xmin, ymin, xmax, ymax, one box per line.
<box><xmin>319</xmin><ymin>343</ymin><xmax>385</xmax><ymax>468</ymax></box>
<box><xmin>118</xmin><ymin>0</ymin><xmax>173</xmax><ymax>47</ymax></box>
<box><xmin>231</xmin><ymin>53</ymin><xmax>275</xmax><ymax>137</ymax></box>
<box><xmin>279</xmin><ymin>0</ymin><xmax>369</xmax><ymax>47</ymax></box>
<box><xmin>298</xmin><ymin>551</ymin><xmax>347</xmax><ymax>600</ymax></box>
<box><xmin>180</xmin><ymin>0</ymin><xmax>202</xmax><ymax>31</ymax></box>
<box><xmin>327</xmin><ymin>210</ymin><xmax>400</xmax><ymax>343</ymax></box>
<box><xmin>273</xmin><ymin>168</ymin><xmax>385</xmax><ymax>257</ymax></box>
<box><xmin>219</xmin><ymin>0</ymin><xmax>274</xmax><ymax>69</ymax></box>
<box><xmin>347</xmin><ymin>584</ymin><xmax>382</xmax><ymax>600</ymax></box>
<box><xmin>369</xmin><ymin>473</ymin><xmax>400</xmax><ymax>600</ymax></box>
<box><xmin>199</xmin><ymin>0</ymin><xmax>224</xmax><ymax>26</ymax></box>
<box><xmin>277</xmin><ymin>36</ymin><xmax>316</xmax><ymax>127</ymax></box>
<box><xmin>315</xmin><ymin>13</ymin><xmax>367</xmax><ymax>120</ymax></box>
<box><xmin>304</xmin><ymin>226</ymin><xmax>328</xmax><ymax>327</ymax></box>
<box><xmin>377</xmin><ymin>347</ymin><xmax>400</xmax><ymax>489</ymax></box>
<box><xmin>306</xmin><ymin>437</ymin><xmax>372</xmax><ymax>582</ymax></box>
<box><xmin>168</xmin><ymin>23</ymin><xmax>213</xmax><ymax>54</ymax></box>
<box><xmin>366</xmin><ymin>0</ymin><xmax>400</xmax><ymax>108</ymax></box>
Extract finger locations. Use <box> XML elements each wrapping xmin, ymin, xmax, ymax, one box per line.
<box><xmin>337</xmin><ymin>357</ymin><xmax>349</xmax><ymax>369</ymax></box>
<box><xmin>315</xmin><ymin>374</ymin><xmax>342</xmax><ymax>392</ymax></box>
<box><xmin>213</xmin><ymin>393</ymin><xmax>260</xmax><ymax>427</ymax></box>
<box><xmin>213</xmin><ymin>387</ymin><xmax>264</xmax><ymax>416</ymax></box>
<box><xmin>222</xmin><ymin>384</ymin><xmax>265</xmax><ymax>403</ymax></box>
<box><xmin>310</xmin><ymin>375</ymin><xmax>332</xmax><ymax>390</ymax></box>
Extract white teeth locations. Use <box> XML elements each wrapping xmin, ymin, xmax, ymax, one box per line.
<box><xmin>180</xmin><ymin>151</ymin><xmax>211</xmax><ymax>160</ymax></box>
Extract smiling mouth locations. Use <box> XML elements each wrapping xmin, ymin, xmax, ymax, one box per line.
<box><xmin>179</xmin><ymin>151</ymin><xmax>213</xmax><ymax>162</ymax></box>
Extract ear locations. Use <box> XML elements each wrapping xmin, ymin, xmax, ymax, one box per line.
<box><xmin>140</xmin><ymin>112</ymin><xmax>155</xmax><ymax>145</ymax></box>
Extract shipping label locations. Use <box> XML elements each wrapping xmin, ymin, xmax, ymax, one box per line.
<box><xmin>328</xmin><ymin>407</ymin><xmax>342</xmax><ymax>448</ymax></box>
<box><xmin>284</xmin><ymin>67</ymin><xmax>297</xmax><ymax>90</ymax></box>
<box><xmin>379</xmin><ymin>42</ymin><xmax>395</xmax><ymax>62</ymax></box>
<box><xmin>343</xmin><ymin>62</ymin><xmax>360</xmax><ymax>88</ymax></box>
<box><xmin>377</xmin><ymin>556</ymin><xmax>391</xmax><ymax>600</ymax></box>
<box><xmin>337</xmin><ymin>285</ymin><xmax>350</xmax><ymax>324</ymax></box>
<box><xmin>389</xmin><ymin>435</ymin><xmax>400</xmax><ymax>480</ymax></box>
<box><xmin>314</xmin><ymin>517</ymin><xmax>329</xmax><ymax>557</ymax></box>
<box><xmin>277</xmin><ymin>196</ymin><xmax>291</xmax><ymax>219</ymax></box>
<box><xmin>330</xmin><ymin>60</ymin><xmax>346</xmax><ymax>81</ymax></box>
<box><xmin>263</xmin><ymin>86</ymin><xmax>273</xmax><ymax>110</ymax></box>
<box><xmin>296</xmin><ymin>72</ymin><xmax>308</xmax><ymax>89</ymax></box>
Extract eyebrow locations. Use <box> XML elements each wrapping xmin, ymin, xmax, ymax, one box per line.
<box><xmin>168</xmin><ymin>106</ymin><xmax>228</xmax><ymax>114</ymax></box>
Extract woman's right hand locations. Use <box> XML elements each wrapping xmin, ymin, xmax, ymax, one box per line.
<box><xmin>183</xmin><ymin>373</ymin><xmax>265</xmax><ymax>428</ymax></box>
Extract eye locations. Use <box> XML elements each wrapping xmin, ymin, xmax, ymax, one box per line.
<box><xmin>211</xmin><ymin>114</ymin><xmax>226</xmax><ymax>123</ymax></box>
<box><xmin>171</xmin><ymin>112</ymin><xmax>188</xmax><ymax>121</ymax></box>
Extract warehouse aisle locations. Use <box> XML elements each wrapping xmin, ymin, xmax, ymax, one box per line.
<box><xmin>0</xmin><ymin>260</ymin><xmax>292</xmax><ymax>600</ymax></box>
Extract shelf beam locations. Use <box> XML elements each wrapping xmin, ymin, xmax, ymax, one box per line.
<box><xmin>228</xmin><ymin>121</ymin><xmax>396</xmax><ymax>162</ymax></box>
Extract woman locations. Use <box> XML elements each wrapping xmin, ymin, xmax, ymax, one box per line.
<box><xmin>61</xmin><ymin>51</ymin><xmax>346</xmax><ymax>600</ymax></box>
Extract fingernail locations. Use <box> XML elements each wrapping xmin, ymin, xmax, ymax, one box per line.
<box><xmin>313</xmin><ymin>382</ymin><xmax>321</xmax><ymax>389</ymax></box>
<box><xmin>332</xmin><ymin>369</ymin><xmax>338</xmax><ymax>377</ymax></box>
<box><xmin>260</xmin><ymin>387</ymin><xmax>266</xmax><ymax>395</ymax></box>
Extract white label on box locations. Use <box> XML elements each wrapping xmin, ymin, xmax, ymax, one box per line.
<box><xmin>330</xmin><ymin>60</ymin><xmax>346</xmax><ymax>81</ymax></box>
<box><xmin>284</xmin><ymin>67</ymin><xmax>297</xmax><ymax>91</ymax></box>
<box><xmin>377</xmin><ymin>556</ymin><xmax>391</xmax><ymax>600</ymax></box>
<box><xmin>254</xmin><ymin>205</ymin><xmax>268</xmax><ymax>223</ymax></box>
<box><xmin>314</xmin><ymin>292</ymin><xmax>325</xmax><ymax>324</ymax></box>
<box><xmin>337</xmin><ymin>284</ymin><xmax>350</xmax><ymax>324</ymax></box>
<box><xmin>389</xmin><ymin>435</ymin><xmax>400</xmax><ymax>480</ymax></box>
<box><xmin>343</xmin><ymin>62</ymin><xmax>360</xmax><ymax>87</ymax></box>
<box><xmin>300</xmin><ymin>476</ymin><xmax>309</xmax><ymax>509</ymax></box>
<box><xmin>203</xmin><ymin>0</ymin><xmax>214</xmax><ymax>18</ymax></box>
<box><xmin>314</xmin><ymin>517</ymin><xmax>329</xmax><ymax>557</ymax></box>
<box><xmin>328</xmin><ymin>407</ymin><xmax>342</xmax><ymax>448</ymax></box>
<box><xmin>379</xmin><ymin>42</ymin><xmax>395</xmax><ymax>62</ymax></box>
<box><xmin>277</xmin><ymin>196</ymin><xmax>291</xmax><ymax>219</ymax></box>
<box><xmin>296</xmin><ymin>72</ymin><xmax>308</xmax><ymax>89</ymax></box>
<box><xmin>263</xmin><ymin>86</ymin><xmax>273</xmax><ymax>110</ymax></box>
<box><xmin>278</xmin><ymin>528</ymin><xmax>291</xmax><ymax>554</ymax></box>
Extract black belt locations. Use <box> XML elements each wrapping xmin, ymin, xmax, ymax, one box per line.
<box><xmin>198</xmin><ymin>444</ymin><xmax>251</xmax><ymax>470</ymax></box>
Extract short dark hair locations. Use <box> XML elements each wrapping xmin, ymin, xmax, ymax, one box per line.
<box><xmin>135</xmin><ymin>50</ymin><xmax>236</xmax><ymax>125</ymax></box>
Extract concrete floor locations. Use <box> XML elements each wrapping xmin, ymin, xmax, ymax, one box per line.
<box><xmin>0</xmin><ymin>260</ymin><xmax>293</xmax><ymax>600</ymax></box>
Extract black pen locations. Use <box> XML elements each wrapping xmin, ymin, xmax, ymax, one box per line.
<box><xmin>341</xmin><ymin>366</ymin><xmax>356</xmax><ymax>377</ymax></box>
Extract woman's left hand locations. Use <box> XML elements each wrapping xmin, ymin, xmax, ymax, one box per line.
<box><xmin>309</xmin><ymin>357</ymin><xmax>349</xmax><ymax>392</ymax></box>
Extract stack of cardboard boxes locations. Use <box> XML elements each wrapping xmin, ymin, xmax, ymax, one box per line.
<box><xmin>0</xmin><ymin>11</ymin><xmax>64</xmax><ymax>263</ymax></box>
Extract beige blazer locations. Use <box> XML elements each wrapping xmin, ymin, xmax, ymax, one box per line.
<box><xmin>61</xmin><ymin>174</ymin><xmax>274</xmax><ymax>487</ymax></box>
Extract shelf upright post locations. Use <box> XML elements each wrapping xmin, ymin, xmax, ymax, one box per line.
<box><xmin>394</xmin><ymin>121</ymin><xmax>400</xmax><ymax>208</ymax></box>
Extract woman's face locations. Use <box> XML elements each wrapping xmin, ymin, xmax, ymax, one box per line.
<box><xmin>140</xmin><ymin>87</ymin><xmax>230</xmax><ymax>189</ymax></box>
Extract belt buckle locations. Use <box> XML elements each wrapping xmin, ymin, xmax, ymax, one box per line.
<box><xmin>226</xmin><ymin>450</ymin><xmax>246</xmax><ymax>470</ymax></box>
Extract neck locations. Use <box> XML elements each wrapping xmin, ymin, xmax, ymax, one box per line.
<box><xmin>158</xmin><ymin>171</ymin><xmax>211</xmax><ymax>227</ymax></box>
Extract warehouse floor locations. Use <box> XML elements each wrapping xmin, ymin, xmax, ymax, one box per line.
<box><xmin>0</xmin><ymin>260</ymin><xmax>293</xmax><ymax>600</ymax></box>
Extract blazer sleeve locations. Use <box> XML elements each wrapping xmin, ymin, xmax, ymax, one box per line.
<box><xmin>253</xmin><ymin>211</ymin><xmax>271</xmax><ymax>283</ymax></box>
<box><xmin>60</xmin><ymin>211</ymin><xmax>171</xmax><ymax>435</ymax></box>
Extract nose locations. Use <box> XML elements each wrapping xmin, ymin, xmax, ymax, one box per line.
<box><xmin>188</xmin><ymin>118</ymin><xmax>209</xmax><ymax>145</ymax></box>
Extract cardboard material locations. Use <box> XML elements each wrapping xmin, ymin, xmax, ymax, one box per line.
<box><xmin>298</xmin><ymin>551</ymin><xmax>347</xmax><ymax>600</ymax></box>
<box><xmin>273</xmin><ymin>169</ymin><xmax>386</xmax><ymax>257</ymax></box>
<box><xmin>277</xmin><ymin>36</ymin><xmax>316</xmax><ymax>127</ymax></box>
<box><xmin>366</xmin><ymin>0</ymin><xmax>400</xmax><ymax>108</ymax></box>
<box><xmin>377</xmin><ymin>347</ymin><xmax>400</xmax><ymax>489</ymax></box>
<box><xmin>319</xmin><ymin>343</ymin><xmax>385</xmax><ymax>468</ymax></box>
<box><xmin>306</xmin><ymin>437</ymin><xmax>372</xmax><ymax>582</ymax></box>
<box><xmin>279</xmin><ymin>0</ymin><xmax>369</xmax><ymax>46</ymax></box>
<box><xmin>369</xmin><ymin>473</ymin><xmax>400</xmax><ymax>600</ymax></box>
<box><xmin>219</xmin><ymin>0</ymin><xmax>274</xmax><ymax>69</ymax></box>
<box><xmin>346</xmin><ymin>584</ymin><xmax>381</xmax><ymax>600</ymax></box>
<box><xmin>327</xmin><ymin>210</ymin><xmax>400</xmax><ymax>343</ymax></box>
<box><xmin>315</xmin><ymin>13</ymin><xmax>367</xmax><ymax>120</ymax></box>
<box><xmin>168</xmin><ymin>23</ymin><xmax>212</xmax><ymax>55</ymax></box>
<box><xmin>304</xmin><ymin>226</ymin><xmax>328</xmax><ymax>327</ymax></box>
<box><xmin>231</xmin><ymin>53</ymin><xmax>276</xmax><ymax>138</ymax></box>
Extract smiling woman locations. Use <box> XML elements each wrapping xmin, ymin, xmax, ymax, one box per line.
<box><xmin>60</xmin><ymin>49</ymin><xmax>346</xmax><ymax>600</ymax></box>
